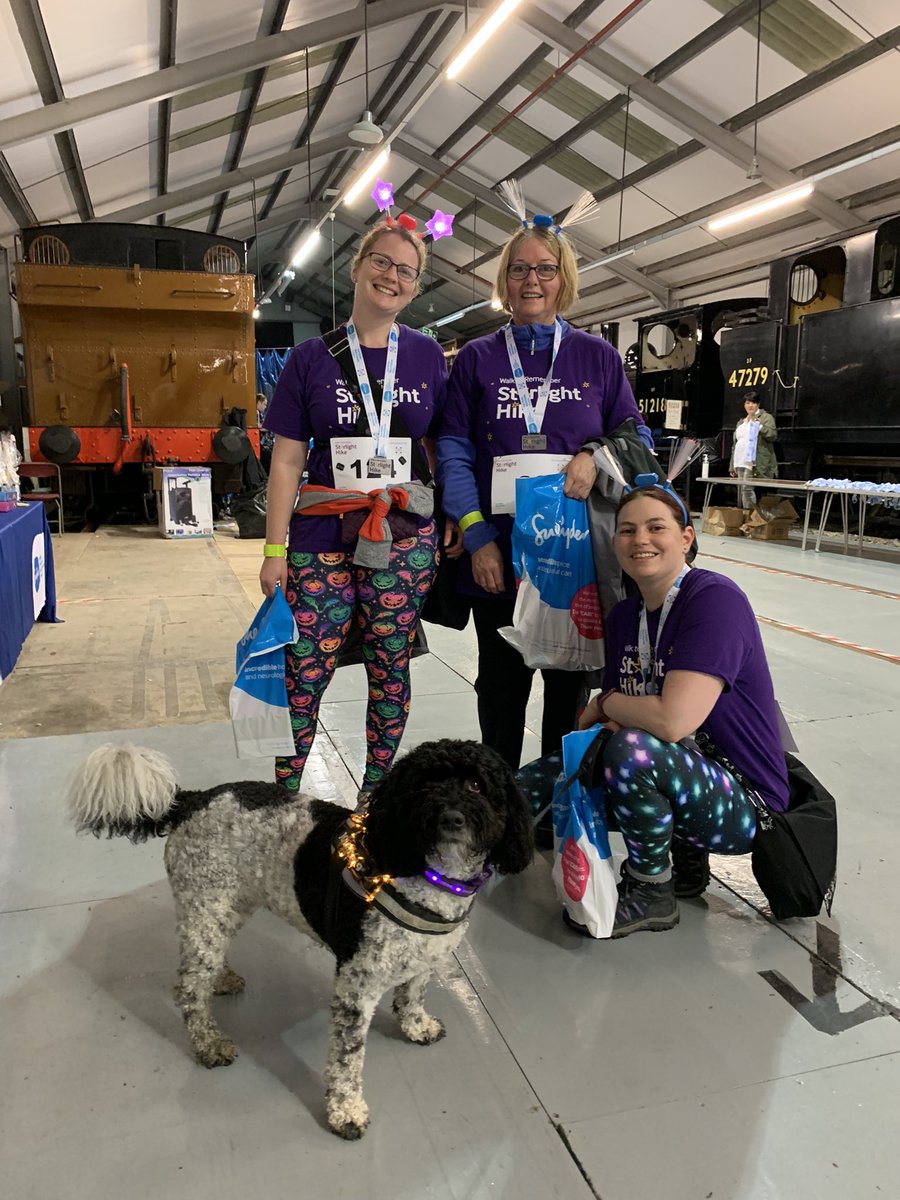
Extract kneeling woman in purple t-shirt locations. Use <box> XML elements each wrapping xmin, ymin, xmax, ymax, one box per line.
<box><xmin>260</xmin><ymin>221</ymin><xmax>447</xmax><ymax>795</ymax></box>
<box><xmin>576</xmin><ymin>484</ymin><xmax>789</xmax><ymax>938</ymax></box>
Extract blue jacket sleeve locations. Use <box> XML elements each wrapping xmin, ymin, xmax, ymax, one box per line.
<box><xmin>435</xmin><ymin>437</ymin><xmax>499</xmax><ymax>552</ymax></box>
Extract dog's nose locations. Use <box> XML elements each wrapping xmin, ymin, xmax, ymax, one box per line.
<box><xmin>439</xmin><ymin>809</ymin><xmax>466</xmax><ymax>832</ymax></box>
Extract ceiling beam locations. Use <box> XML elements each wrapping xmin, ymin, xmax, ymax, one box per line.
<box><xmin>8</xmin><ymin>0</ymin><xmax>94</xmax><ymax>221</ymax></box>
<box><xmin>94</xmin><ymin>134</ymin><xmax>353</xmax><ymax>224</ymax></box>
<box><xmin>0</xmin><ymin>154</ymin><xmax>36</xmax><ymax>228</ymax></box>
<box><xmin>0</xmin><ymin>0</ymin><xmax>455</xmax><ymax>151</ymax></box>
<box><xmin>520</xmin><ymin>5</ymin><xmax>857</xmax><ymax>233</ymax></box>
<box><xmin>155</xmin><ymin>0</ymin><xmax>177</xmax><ymax>226</ymax></box>
<box><xmin>208</xmin><ymin>0</ymin><xmax>292</xmax><ymax>235</ymax></box>
<box><xmin>394</xmin><ymin>138</ymin><xmax>670</xmax><ymax>307</ymax></box>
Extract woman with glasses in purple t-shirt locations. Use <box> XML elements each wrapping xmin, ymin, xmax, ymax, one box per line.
<box><xmin>573</xmin><ymin>483</ymin><xmax>789</xmax><ymax>938</ymax></box>
<box><xmin>436</xmin><ymin>220</ymin><xmax>651</xmax><ymax>789</ymax></box>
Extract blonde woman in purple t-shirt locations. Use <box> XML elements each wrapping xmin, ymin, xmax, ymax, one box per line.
<box><xmin>437</xmin><ymin>223</ymin><xmax>652</xmax><ymax>792</ymax></box>
<box><xmin>260</xmin><ymin>222</ymin><xmax>446</xmax><ymax>796</ymax></box>
<box><xmin>575</xmin><ymin>484</ymin><xmax>789</xmax><ymax>938</ymax></box>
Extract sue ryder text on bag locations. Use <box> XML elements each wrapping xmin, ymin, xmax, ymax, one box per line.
<box><xmin>229</xmin><ymin>587</ymin><xmax>298</xmax><ymax>758</ymax></box>
<box><xmin>550</xmin><ymin>726</ymin><xmax>618</xmax><ymax>939</ymax></box>
<box><xmin>500</xmin><ymin>473</ymin><xmax>604</xmax><ymax>672</ymax></box>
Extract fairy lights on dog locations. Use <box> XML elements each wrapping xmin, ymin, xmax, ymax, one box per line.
<box><xmin>333</xmin><ymin>809</ymin><xmax>394</xmax><ymax>901</ymax></box>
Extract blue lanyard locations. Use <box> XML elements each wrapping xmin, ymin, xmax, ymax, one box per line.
<box><xmin>502</xmin><ymin>317</ymin><xmax>563</xmax><ymax>435</ymax></box>
<box><xmin>345</xmin><ymin>321</ymin><xmax>400</xmax><ymax>457</ymax></box>
<box><xmin>637</xmin><ymin>566</ymin><xmax>690</xmax><ymax>695</ymax></box>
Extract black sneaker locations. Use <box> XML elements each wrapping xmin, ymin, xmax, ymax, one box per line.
<box><xmin>671</xmin><ymin>839</ymin><xmax>711</xmax><ymax>899</ymax></box>
<box><xmin>611</xmin><ymin>869</ymin><xmax>679</xmax><ymax>938</ymax></box>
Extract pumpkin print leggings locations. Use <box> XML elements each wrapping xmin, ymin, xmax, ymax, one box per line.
<box><xmin>277</xmin><ymin>523</ymin><xmax>439</xmax><ymax>793</ymax></box>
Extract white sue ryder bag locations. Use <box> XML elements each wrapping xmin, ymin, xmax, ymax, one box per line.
<box><xmin>550</xmin><ymin>726</ymin><xmax>618</xmax><ymax>938</ymax></box>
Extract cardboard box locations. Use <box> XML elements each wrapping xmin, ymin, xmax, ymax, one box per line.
<box><xmin>741</xmin><ymin>496</ymin><xmax>799</xmax><ymax>541</ymax></box>
<box><xmin>743</xmin><ymin>519</ymin><xmax>795</xmax><ymax>541</ymax></box>
<box><xmin>157</xmin><ymin>467</ymin><xmax>213</xmax><ymax>538</ymax></box>
<box><xmin>702</xmin><ymin>506</ymin><xmax>747</xmax><ymax>536</ymax></box>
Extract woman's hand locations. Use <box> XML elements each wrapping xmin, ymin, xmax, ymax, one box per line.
<box><xmin>443</xmin><ymin>521</ymin><xmax>465</xmax><ymax>560</ymax></box>
<box><xmin>579</xmin><ymin>692</ymin><xmax>619</xmax><ymax>730</ymax></box>
<box><xmin>563</xmin><ymin>451</ymin><xmax>597</xmax><ymax>500</ymax></box>
<box><xmin>471</xmin><ymin>541</ymin><xmax>506</xmax><ymax>593</ymax></box>
<box><xmin>260</xmin><ymin>556</ymin><xmax>288</xmax><ymax>598</ymax></box>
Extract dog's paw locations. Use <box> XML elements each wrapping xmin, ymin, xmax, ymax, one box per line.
<box><xmin>326</xmin><ymin>1096</ymin><xmax>370</xmax><ymax>1140</ymax></box>
<box><xmin>400</xmin><ymin>1014</ymin><xmax>446</xmax><ymax>1045</ymax></box>
<box><xmin>214</xmin><ymin>966</ymin><xmax>246</xmax><ymax>995</ymax></box>
<box><xmin>193</xmin><ymin>1035</ymin><xmax>237</xmax><ymax>1068</ymax></box>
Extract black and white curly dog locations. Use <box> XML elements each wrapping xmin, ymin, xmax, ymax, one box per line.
<box><xmin>68</xmin><ymin>738</ymin><xmax>532</xmax><ymax>1139</ymax></box>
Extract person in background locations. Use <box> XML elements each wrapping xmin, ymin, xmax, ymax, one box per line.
<box><xmin>575</xmin><ymin>483</ymin><xmax>788</xmax><ymax>938</ymax></box>
<box><xmin>259</xmin><ymin>220</ymin><xmax>446</xmax><ymax>797</ymax></box>
<box><xmin>729</xmin><ymin>391</ymin><xmax>777</xmax><ymax>509</ymax></box>
<box><xmin>256</xmin><ymin>393</ymin><xmax>275</xmax><ymax>475</ymax></box>
<box><xmin>436</xmin><ymin>219</ymin><xmax>653</xmax><ymax>790</ymax></box>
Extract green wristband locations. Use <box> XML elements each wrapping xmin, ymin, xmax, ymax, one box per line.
<box><xmin>263</xmin><ymin>543</ymin><xmax>286</xmax><ymax>558</ymax></box>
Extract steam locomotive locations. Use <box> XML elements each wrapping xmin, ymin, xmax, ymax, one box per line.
<box><xmin>12</xmin><ymin>222</ymin><xmax>259</xmax><ymax>523</ymax></box>
<box><xmin>632</xmin><ymin>212</ymin><xmax>900</xmax><ymax>479</ymax></box>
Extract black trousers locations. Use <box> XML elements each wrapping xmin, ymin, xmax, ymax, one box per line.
<box><xmin>471</xmin><ymin>597</ymin><xmax>589</xmax><ymax>771</ymax></box>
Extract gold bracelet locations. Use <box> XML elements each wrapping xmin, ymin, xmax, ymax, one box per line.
<box><xmin>263</xmin><ymin>543</ymin><xmax>286</xmax><ymax>558</ymax></box>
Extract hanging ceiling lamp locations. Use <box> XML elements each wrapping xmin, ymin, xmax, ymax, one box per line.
<box><xmin>349</xmin><ymin>110</ymin><xmax>383</xmax><ymax>145</ymax></box>
<box><xmin>348</xmin><ymin>4</ymin><xmax>383</xmax><ymax>146</ymax></box>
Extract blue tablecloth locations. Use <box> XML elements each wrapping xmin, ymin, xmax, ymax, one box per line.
<box><xmin>0</xmin><ymin>502</ymin><xmax>57</xmax><ymax>682</ymax></box>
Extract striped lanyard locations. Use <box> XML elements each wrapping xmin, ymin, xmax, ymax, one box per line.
<box><xmin>637</xmin><ymin>566</ymin><xmax>690</xmax><ymax>695</ymax></box>
<box><xmin>345</xmin><ymin>321</ymin><xmax>400</xmax><ymax>457</ymax></box>
<box><xmin>502</xmin><ymin>317</ymin><xmax>563</xmax><ymax>435</ymax></box>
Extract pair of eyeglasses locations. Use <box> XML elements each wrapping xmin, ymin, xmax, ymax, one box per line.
<box><xmin>507</xmin><ymin>262</ymin><xmax>560</xmax><ymax>281</ymax></box>
<box><xmin>363</xmin><ymin>252</ymin><xmax>420</xmax><ymax>283</ymax></box>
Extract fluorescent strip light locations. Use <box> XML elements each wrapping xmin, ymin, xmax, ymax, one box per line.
<box><xmin>446</xmin><ymin>0</ymin><xmax>523</xmax><ymax>80</ymax></box>
<box><xmin>579</xmin><ymin>247</ymin><xmax>635</xmax><ymax>273</ymax></box>
<box><xmin>342</xmin><ymin>146</ymin><xmax>391</xmax><ymax>207</ymax></box>
<box><xmin>707</xmin><ymin>183</ymin><xmax>814</xmax><ymax>233</ymax></box>
<box><xmin>430</xmin><ymin>299</ymin><xmax>493</xmax><ymax>329</ymax></box>
<box><xmin>291</xmin><ymin>229</ymin><xmax>321</xmax><ymax>268</ymax></box>
<box><xmin>807</xmin><ymin>136</ymin><xmax>900</xmax><ymax>186</ymax></box>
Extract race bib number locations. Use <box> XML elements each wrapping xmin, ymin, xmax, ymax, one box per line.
<box><xmin>330</xmin><ymin>437</ymin><xmax>413</xmax><ymax>487</ymax></box>
<box><xmin>490</xmin><ymin>452</ymin><xmax>571</xmax><ymax>515</ymax></box>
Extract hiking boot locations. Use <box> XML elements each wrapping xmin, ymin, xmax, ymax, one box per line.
<box><xmin>671</xmin><ymin>839</ymin><xmax>711</xmax><ymax>899</ymax></box>
<box><xmin>611</xmin><ymin>869</ymin><xmax>679</xmax><ymax>938</ymax></box>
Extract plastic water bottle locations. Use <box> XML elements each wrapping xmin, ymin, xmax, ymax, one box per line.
<box><xmin>701</xmin><ymin>453</ymin><xmax>710</xmax><ymax>479</ymax></box>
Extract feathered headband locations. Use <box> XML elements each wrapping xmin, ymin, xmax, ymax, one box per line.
<box><xmin>371</xmin><ymin>179</ymin><xmax>455</xmax><ymax>241</ymax></box>
<box><xmin>495</xmin><ymin>178</ymin><xmax>602</xmax><ymax>234</ymax></box>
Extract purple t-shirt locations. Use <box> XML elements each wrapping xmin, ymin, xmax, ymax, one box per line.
<box><xmin>438</xmin><ymin>326</ymin><xmax>645</xmax><ymax>597</ymax></box>
<box><xmin>264</xmin><ymin>325</ymin><xmax>447</xmax><ymax>551</ymax></box>
<box><xmin>602</xmin><ymin>568</ymin><xmax>789</xmax><ymax>810</ymax></box>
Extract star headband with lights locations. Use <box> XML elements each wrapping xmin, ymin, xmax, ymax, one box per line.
<box><xmin>370</xmin><ymin>180</ymin><xmax>455</xmax><ymax>241</ymax></box>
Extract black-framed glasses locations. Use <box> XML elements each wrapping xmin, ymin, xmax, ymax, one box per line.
<box><xmin>362</xmin><ymin>252</ymin><xmax>420</xmax><ymax>283</ymax></box>
<box><xmin>507</xmin><ymin>262</ymin><xmax>560</xmax><ymax>281</ymax></box>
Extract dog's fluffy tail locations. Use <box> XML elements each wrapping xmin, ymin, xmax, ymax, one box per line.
<box><xmin>68</xmin><ymin>744</ymin><xmax>180</xmax><ymax>843</ymax></box>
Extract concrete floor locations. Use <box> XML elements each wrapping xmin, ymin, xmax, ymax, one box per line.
<box><xmin>1</xmin><ymin>524</ymin><xmax>899</xmax><ymax>1198</ymax></box>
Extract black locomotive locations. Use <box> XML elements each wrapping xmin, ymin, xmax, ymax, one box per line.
<box><xmin>631</xmin><ymin>213</ymin><xmax>900</xmax><ymax>481</ymax></box>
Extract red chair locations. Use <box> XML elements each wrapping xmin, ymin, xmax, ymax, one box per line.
<box><xmin>18</xmin><ymin>462</ymin><xmax>64</xmax><ymax>534</ymax></box>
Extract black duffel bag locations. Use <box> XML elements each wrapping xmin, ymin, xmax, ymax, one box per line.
<box><xmin>230</xmin><ymin>487</ymin><xmax>267</xmax><ymax>539</ymax></box>
<box><xmin>693</xmin><ymin>732</ymin><xmax>837</xmax><ymax>920</ymax></box>
<box><xmin>421</xmin><ymin>487</ymin><xmax>471</xmax><ymax>632</ymax></box>
<box><xmin>750</xmin><ymin>752</ymin><xmax>837</xmax><ymax>920</ymax></box>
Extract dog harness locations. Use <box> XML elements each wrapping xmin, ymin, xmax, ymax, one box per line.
<box><xmin>331</xmin><ymin>811</ymin><xmax>490</xmax><ymax>936</ymax></box>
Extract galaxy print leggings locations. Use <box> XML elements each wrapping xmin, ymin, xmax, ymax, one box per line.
<box><xmin>276</xmin><ymin>523</ymin><xmax>438</xmax><ymax>792</ymax></box>
<box><xmin>603</xmin><ymin>729</ymin><xmax>757</xmax><ymax>876</ymax></box>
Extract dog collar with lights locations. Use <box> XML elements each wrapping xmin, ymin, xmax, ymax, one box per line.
<box><xmin>422</xmin><ymin>866</ymin><xmax>493</xmax><ymax>896</ymax></box>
